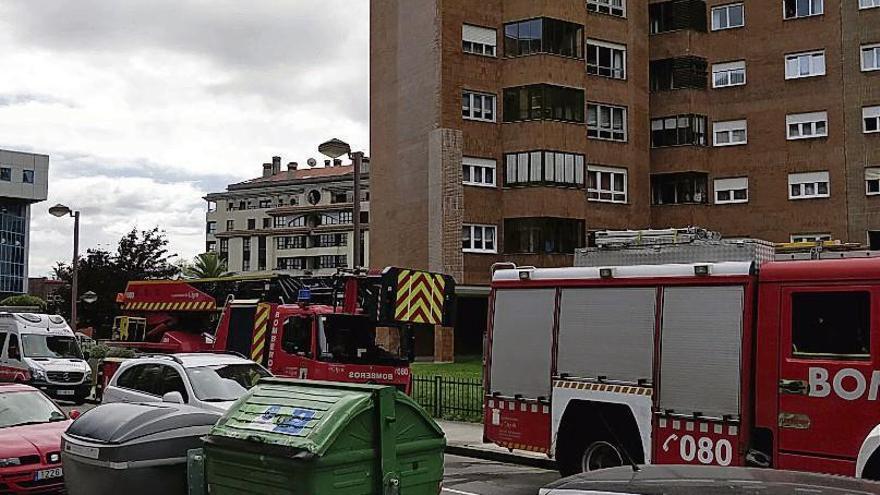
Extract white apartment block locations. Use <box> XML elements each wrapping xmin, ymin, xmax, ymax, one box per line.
<box><xmin>204</xmin><ymin>155</ymin><xmax>369</xmax><ymax>276</ymax></box>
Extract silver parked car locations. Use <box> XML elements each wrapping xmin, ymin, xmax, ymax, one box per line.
<box><xmin>539</xmin><ymin>465</ymin><xmax>880</xmax><ymax>495</ymax></box>
<box><xmin>101</xmin><ymin>353</ymin><xmax>271</xmax><ymax>414</ymax></box>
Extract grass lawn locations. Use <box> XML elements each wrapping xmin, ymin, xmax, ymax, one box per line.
<box><xmin>411</xmin><ymin>355</ymin><xmax>483</xmax><ymax>379</ymax></box>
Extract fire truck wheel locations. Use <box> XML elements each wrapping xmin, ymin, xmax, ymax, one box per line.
<box><xmin>581</xmin><ymin>441</ymin><xmax>624</xmax><ymax>473</ymax></box>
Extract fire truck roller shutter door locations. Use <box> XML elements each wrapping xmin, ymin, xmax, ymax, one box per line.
<box><xmin>490</xmin><ymin>289</ymin><xmax>556</xmax><ymax>399</ymax></box>
<box><xmin>557</xmin><ymin>288</ymin><xmax>656</xmax><ymax>383</ymax></box>
<box><xmin>659</xmin><ymin>286</ymin><xmax>744</xmax><ymax>418</ymax></box>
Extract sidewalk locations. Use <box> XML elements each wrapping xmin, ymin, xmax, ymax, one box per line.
<box><xmin>438</xmin><ymin>420</ymin><xmax>557</xmax><ymax>470</ymax></box>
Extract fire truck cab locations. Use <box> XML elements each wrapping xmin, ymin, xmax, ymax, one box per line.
<box><xmin>484</xmin><ymin>232</ymin><xmax>880</xmax><ymax>480</ymax></box>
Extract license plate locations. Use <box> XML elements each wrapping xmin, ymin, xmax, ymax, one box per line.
<box><xmin>56</xmin><ymin>389</ymin><xmax>74</xmax><ymax>396</ymax></box>
<box><xmin>34</xmin><ymin>467</ymin><xmax>63</xmax><ymax>481</ymax></box>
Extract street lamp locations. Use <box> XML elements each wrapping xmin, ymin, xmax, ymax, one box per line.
<box><xmin>49</xmin><ymin>204</ymin><xmax>81</xmax><ymax>329</ymax></box>
<box><xmin>319</xmin><ymin>138</ymin><xmax>364</xmax><ymax>269</ymax></box>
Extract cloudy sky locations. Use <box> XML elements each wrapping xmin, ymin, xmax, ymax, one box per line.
<box><xmin>0</xmin><ymin>0</ymin><xmax>369</xmax><ymax>276</ymax></box>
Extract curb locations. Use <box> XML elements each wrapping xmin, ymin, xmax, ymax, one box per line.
<box><xmin>445</xmin><ymin>444</ymin><xmax>557</xmax><ymax>470</ymax></box>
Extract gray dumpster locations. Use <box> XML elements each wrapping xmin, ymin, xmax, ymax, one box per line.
<box><xmin>61</xmin><ymin>402</ymin><xmax>221</xmax><ymax>495</ymax></box>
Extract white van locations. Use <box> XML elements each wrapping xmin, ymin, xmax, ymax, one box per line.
<box><xmin>0</xmin><ymin>312</ymin><xmax>92</xmax><ymax>404</ymax></box>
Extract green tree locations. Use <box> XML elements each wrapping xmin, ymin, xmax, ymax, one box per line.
<box><xmin>53</xmin><ymin>228</ymin><xmax>180</xmax><ymax>336</ymax></box>
<box><xmin>0</xmin><ymin>295</ymin><xmax>47</xmax><ymax>311</ymax></box>
<box><xmin>53</xmin><ymin>249</ymin><xmax>119</xmax><ymax>333</ymax></box>
<box><xmin>184</xmin><ymin>252</ymin><xmax>229</xmax><ymax>279</ymax></box>
<box><xmin>116</xmin><ymin>227</ymin><xmax>180</xmax><ymax>280</ymax></box>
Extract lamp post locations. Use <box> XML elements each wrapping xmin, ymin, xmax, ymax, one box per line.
<box><xmin>319</xmin><ymin>138</ymin><xmax>364</xmax><ymax>269</ymax></box>
<box><xmin>49</xmin><ymin>204</ymin><xmax>80</xmax><ymax>329</ymax></box>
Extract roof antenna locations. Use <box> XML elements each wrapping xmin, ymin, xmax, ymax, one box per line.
<box><xmin>596</xmin><ymin>409</ymin><xmax>641</xmax><ymax>473</ymax></box>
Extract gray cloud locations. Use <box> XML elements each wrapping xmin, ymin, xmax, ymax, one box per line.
<box><xmin>0</xmin><ymin>1</ymin><xmax>370</xmax><ymax>276</ymax></box>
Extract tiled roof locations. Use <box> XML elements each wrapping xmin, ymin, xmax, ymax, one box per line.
<box><xmin>236</xmin><ymin>165</ymin><xmax>355</xmax><ymax>186</ymax></box>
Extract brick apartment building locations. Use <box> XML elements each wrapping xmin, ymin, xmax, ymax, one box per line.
<box><xmin>370</xmin><ymin>0</ymin><xmax>880</xmax><ymax>359</ymax></box>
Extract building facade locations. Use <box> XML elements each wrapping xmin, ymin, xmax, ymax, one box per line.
<box><xmin>204</xmin><ymin>156</ymin><xmax>369</xmax><ymax>276</ymax></box>
<box><xmin>370</xmin><ymin>0</ymin><xmax>880</xmax><ymax>357</ymax></box>
<box><xmin>0</xmin><ymin>149</ymin><xmax>49</xmax><ymax>296</ymax></box>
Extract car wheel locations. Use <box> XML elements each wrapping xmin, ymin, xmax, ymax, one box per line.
<box><xmin>581</xmin><ymin>441</ymin><xmax>624</xmax><ymax>473</ymax></box>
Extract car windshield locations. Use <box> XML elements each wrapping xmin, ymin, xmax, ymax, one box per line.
<box><xmin>0</xmin><ymin>391</ymin><xmax>65</xmax><ymax>428</ymax></box>
<box><xmin>21</xmin><ymin>335</ymin><xmax>83</xmax><ymax>359</ymax></box>
<box><xmin>185</xmin><ymin>363</ymin><xmax>271</xmax><ymax>402</ymax></box>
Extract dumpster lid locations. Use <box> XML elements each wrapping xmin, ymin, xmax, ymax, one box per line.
<box><xmin>66</xmin><ymin>402</ymin><xmax>222</xmax><ymax>445</ymax></box>
<box><xmin>209</xmin><ymin>378</ymin><xmax>442</xmax><ymax>457</ymax></box>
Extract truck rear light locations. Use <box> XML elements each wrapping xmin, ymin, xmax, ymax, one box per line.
<box><xmin>694</xmin><ymin>264</ymin><xmax>711</xmax><ymax>276</ymax></box>
<box><xmin>600</xmin><ymin>267</ymin><xmax>615</xmax><ymax>278</ymax></box>
<box><xmin>518</xmin><ymin>270</ymin><xmax>531</xmax><ymax>280</ymax></box>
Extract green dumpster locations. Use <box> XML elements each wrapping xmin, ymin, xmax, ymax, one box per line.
<box><xmin>203</xmin><ymin>379</ymin><xmax>446</xmax><ymax>495</ymax></box>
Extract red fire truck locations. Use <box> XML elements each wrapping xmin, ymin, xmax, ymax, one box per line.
<box><xmin>483</xmin><ymin>232</ymin><xmax>880</xmax><ymax>480</ymax></box>
<box><xmin>101</xmin><ymin>267</ymin><xmax>455</xmax><ymax>394</ymax></box>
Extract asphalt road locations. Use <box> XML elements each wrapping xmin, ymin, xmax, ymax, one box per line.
<box><xmin>60</xmin><ymin>404</ymin><xmax>559</xmax><ymax>495</ymax></box>
<box><xmin>443</xmin><ymin>455</ymin><xmax>559</xmax><ymax>495</ymax></box>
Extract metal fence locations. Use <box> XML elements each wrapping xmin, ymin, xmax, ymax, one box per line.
<box><xmin>411</xmin><ymin>375</ymin><xmax>483</xmax><ymax>422</ymax></box>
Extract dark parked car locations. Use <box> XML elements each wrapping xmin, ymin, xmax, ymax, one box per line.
<box><xmin>539</xmin><ymin>465</ymin><xmax>880</xmax><ymax>494</ymax></box>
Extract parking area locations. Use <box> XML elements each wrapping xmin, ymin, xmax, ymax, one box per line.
<box><xmin>60</xmin><ymin>404</ymin><xmax>557</xmax><ymax>495</ymax></box>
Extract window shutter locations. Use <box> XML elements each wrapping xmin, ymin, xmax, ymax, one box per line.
<box><xmin>462</xmin><ymin>24</ymin><xmax>496</xmax><ymax>47</ymax></box>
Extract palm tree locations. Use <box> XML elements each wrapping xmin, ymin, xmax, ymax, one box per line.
<box><xmin>184</xmin><ymin>252</ymin><xmax>229</xmax><ymax>279</ymax></box>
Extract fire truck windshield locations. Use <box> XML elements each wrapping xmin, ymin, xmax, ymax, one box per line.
<box><xmin>317</xmin><ymin>315</ymin><xmax>411</xmax><ymax>366</ymax></box>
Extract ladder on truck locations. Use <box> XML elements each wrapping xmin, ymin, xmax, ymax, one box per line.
<box><xmin>774</xmin><ymin>240</ymin><xmax>880</xmax><ymax>261</ymax></box>
<box><xmin>577</xmin><ymin>228</ymin><xmax>775</xmax><ymax>267</ymax></box>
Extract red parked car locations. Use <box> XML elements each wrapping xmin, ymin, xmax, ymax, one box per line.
<box><xmin>0</xmin><ymin>384</ymin><xmax>78</xmax><ymax>494</ymax></box>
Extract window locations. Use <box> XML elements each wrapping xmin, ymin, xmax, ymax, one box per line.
<box><xmin>714</xmin><ymin>177</ymin><xmax>749</xmax><ymax>204</ymax></box>
<box><xmin>503</xmin><ymin>217</ymin><xmax>585</xmax><ymax>254</ymax></box>
<box><xmin>462</xmin><ymin>24</ymin><xmax>497</xmax><ymax>57</ymax></box>
<box><xmin>588</xmin><ymin>0</ymin><xmax>626</xmax><ymax>17</ymax></box>
<box><xmin>462</xmin><ymin>91</ymin><xmax>496</xmax><ymax>122</ymax></box>
<box><xmin>226</xmin><ymin>220</ymin><xmax>234</xmax><ymax>231</ymax></box>
<box><xmin>242</xmin><ymin>238</ymin><xmax>251</xmax><ymax>272</ymax></box>
<box><xmin>785</xmin><ymin>50</ymin><xmax>826</xmax><ymax>79</ymax></box>
<box><xmin>463</xmin><ymin>157</ymin><xmax>497</xmax><ymax>187</ymax></box>
<box><xmin>862</xmin><ymin>0</ymin><xmax>880</xmax><ymax>8</ymax></box>
<box><xmin>219</xmin><ymin>239</ymin><xmax>229</xmax><ymax>256</ymax></box>
<box><xmin>504</xmin><ymin>151</ymin><xmax>585</xmax><ymax>187</ymax></box>
<box><xmin>784</xmin><ymin>0</ymin><xmax>823</xmax><ymax>19</ymax></box>
<box><xmin>787</xmin><ymin>111</ymin><xmax>828</xmax><ymax>140</ymax></box>
<box><xmin>791</xmin><ymin>292</ymin><xmax>869</xmax><ymax>359</ymax></box>
<box><xmin>863</xmin><ymin>44</ymin><xmax>880</xmax><ymax>72</ymax></box>
<box><xmin>282</xmin><ymin>317</ymin><xmax>313</xmax><ymax>357</ymax></box>
<box><xmin>157</xmin><ymin>366</ymin><xmax>189</xmax><ymax>402</ymax></box>
<box><xmin>206</xmin><ymin>221</ymin><xmax>217</xmax><ymax>235</ymax></box>
<box><xmin>0</xmin><ymin>168</ymin><xmax>10</xmax><ymax>181</ymax></box>
<box><xmin>226</xmin><ymin>202</ymin><xmax>235</xmax><ymax>211</ymax></box>
<box><xmin>206</xmin><ymin>241</ymin><xmax>216</xmax><ymax>252</ymax></box>
<box><xmin>318</xmin><ymin>255</ymin><xmax>347</xmax><ymax>269</ymax></box>
<box><xmin>712</xmin><ymin>60</ymin><xmax>746</xmax><ymax>88</ymax></box>
<box><xmin>316</xmin><ymin>233</ymin><xmax>347</xmax><ymax>247</ymax></box>
<box><xmin>651</xmin><ymin>114</ymin><xmax>707</xmax><ymax>147</ymax></box>
<box><xmin>258</xmin><ymin>236</ymin><xmax>267</xmax><ymax>271</ymax></box>
<box><xmin>7</xmin><ymin>334</ymin><xmax>20</xmax><ymax>361</ymax></box>
<box><xmin>462</xmin><ymin>224</ymin><xmax>497</xmax><ymax>253</ymax></box>
<box><xmin>503</xmin><ymin>18</ymin><xmax>584</xmax><ymax>58</ymax></box>
<box><xmin>258</xmin><ymin>199</ymin><xmax>271</xmax><ymax>209</ymax></box>
<box><xmin>863</xmin><ymin>106</ymin><xmax>880</xmax><ymax>133</ymax></box>
<box><xmin>713</xmin><ymin>120</ymin><xmax>748</xmax><ymax>146</ymax></box>
<box><xmin>791</xmin><ymin>233</ymin><xmax>832</xmax><ymax>243</ymax></box>
<box><xmin>277</xmin><ymin>236</ymin><xmax>306</xmax><ymax>250</ymax></box>
<box><xmin>650</xmin><ymin>57</ymin><xmax>709</xmax><ymax>91</ymax></box>
<box><xmin>587</xmin><ymin>40</ymin><xmax>626</xmax><ymax>79</ymax></box>
<box><xmin>867</xmin><ymin>168</ymin><xmax>880</xmax><ymax>195</ymax></box>
<box><xmin>116</xmin><ymin>363</ymin><xmax>163</xmax><ymax>396</ymax></box>
<box><xmin>789</xmin><ymin>171</ymin><xmax>830</xmax><ymax>199</ymax></box>
<box><xmin>587</xmin><ymin>103</ymin><xmax>627</xmax><ymax>141</ymax></box>
<box><xmin>587</xmin><ymin>166</ymin><xmax>628</xmax><ymax>203</ymax></box>
<box><xmin>22</xmin><ymin>170</ymin><xmax>34</xmax><ymax>184</ymax></box>
<box><xmin>262</xmin><ymin>218</ymin><xmax>271</xmax><ymax>229</ymax></box>
<box><xmin>651</xmin><ymin>172</ymin><xmax>709</xmax><ymax>205</ymax></box>
<box><xmin>649</xmin><ymin>0</ymin><xmax>708</xmax><ymax>34</ymax></box>
<box><xmin>247</xmin><ymin>219</ymin><xmax>256</xmax><ymax>230</ymax></box>
<box><xmin>331</xmin><ymin>191</ymin><xmax>350</xmax><ymax>204</ymax></box>
<box><xmin>277</xmin><ymin>257</ymin><xmax>306</xmax><ymax>270</ymax></box>
<box><xmin>503</xmin><ymin>84</ymin><xmax>585</xmax><ymax>123</ymax></box>
<box><xmin>712</xmin><ymin>3</ymin><xmax>744</xmax><ymax>30</ymax></box>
